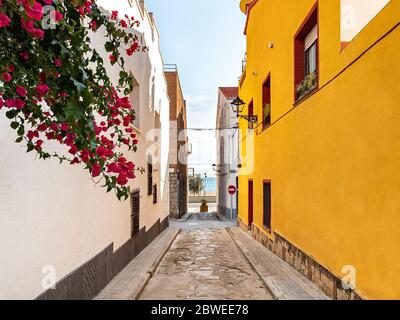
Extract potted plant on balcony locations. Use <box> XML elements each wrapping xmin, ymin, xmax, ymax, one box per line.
<box><xmin>200</xmin><ymin>199</ymin><xmax>209</xmax><ymax>213</ymax></box>
<box><xmin>263</xmin><ymin>103</ymin><xmax>271</xmax><ymax>126</ymax></box>
<box><xmin>296</xmin><ymin>72</ymin><xmax>317</xmax><ymax>100</ymax></box>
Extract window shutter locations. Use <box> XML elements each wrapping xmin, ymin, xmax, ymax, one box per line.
<box><xmin>130</xmin><ymin>190</ymin><xmax>140</xmax><ymax>238</ymax></box>
<box><xmin>305</xmin><ymin>25</ymin><xmax>318</xmax><ymax>50</ymax></box>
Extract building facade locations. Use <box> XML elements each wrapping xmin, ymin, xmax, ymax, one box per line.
<box><xmin>165</xmin><ymin>65</ymin><xmax>189</xmax><ymax>219</ymax></box>
<box><xmin>0</xmin><ymin>0</ymin><xmax>170</xmax><ymax>299</ymax></box>
<box><xmin>216</xmin><ymin>87</ymin><xmax>239</xmax><ymax>219</ymax></box>
<box><xmin>237</xmin><ymin>0</ymin><xmax>399</xmax><ymax>299</ymax></box>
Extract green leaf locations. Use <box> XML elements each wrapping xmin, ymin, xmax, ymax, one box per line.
<box><xmin>15</xmin><ymin>137</ymin><xmax>23</xmax><ymax>143</ymax></box>
<box><xmin>26</xmin><ymin>142</ymin><xmax>34</xmax><ymax>153</ymax></box>
<box><xmin>17</xmin><ymin>126</ymin><xmax>25</xmax><ymax>136</ymax></box>
<box><xmin>105</xmin><ymin>41</ymin><xmax>114</xmax><ymax>52</ymax></box>
<box><xmin>5</xmin><ymin>110</ymin><xmax>17</xmax><ymax>119</ymax></box>
<box><xmin>71</xmin><ymin>78</ymin><xmax>86</xmax><ymax>93</ymax></box>
<box><xmin>65</xmin><ymin>100</ymin><xmax>85</xmax><ymax>120</ymax></box>
<box><xmin>10</xmin><ymin>122</ymin><xmax>19</xmax><ymax>130</ymax></box>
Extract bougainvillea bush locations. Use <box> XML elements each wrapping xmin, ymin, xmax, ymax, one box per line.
<box><xmin>0</xmin><ymin>0</ymin><xmax>145</xmax><ymax>200</ymax></box>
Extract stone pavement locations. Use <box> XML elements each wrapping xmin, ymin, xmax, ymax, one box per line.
<box><xmin>170</xmin><ymin>211</ymin><xmax>236</xmax><ymax>230</ymax></box>
<box><xmin>95</xmin><ymin>228</ymin><xmax>180</xmax><ymax>300</ymax></box>
<box><xmin>95</xmin><ymin>212</ymin><xmax>329</xmax><ymax>300</ymax></box>
<box><xmin>228</xmin><ymin>227</ymin><xmax>330</xmax><ymax>300</ymax></box>
<box><xmin>139</xmin><ymin>219</ymin><xmax>273</xmax><ymax>300</ymax></box>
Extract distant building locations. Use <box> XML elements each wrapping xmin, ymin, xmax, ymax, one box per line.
<box><xmin>216</xmin><ymin>87</ymin><xmax>239</xmax><ymax>219</ymax></box>
<box><xmin>165</xmin><ymin>65</ymin><xmax>189</xmax><ymax>219</ymax></box>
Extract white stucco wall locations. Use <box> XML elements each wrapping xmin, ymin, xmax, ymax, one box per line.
<box><xmin>216</xmin><ymin>92</ymin><xmax>238</xmax><ymax>217</ymax></box>
<box><xmin>0</xmin><ymin>0</ymin><xmax>169</xmax><ymax>299</ymax></box>
<box><xmin>341</xmin><ymin>0</ymin><xmax>390</xmax><ymax>41</ymax></box>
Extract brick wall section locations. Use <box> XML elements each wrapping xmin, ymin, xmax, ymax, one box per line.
<box><xmin>238</xmin><ymin>218</ymin><xmax>364</xmax><ymax>300</ymax></box>
<box><xmin>169</xmin><ymin>173</ymin><xmax>179</xmax><ymax>218</ymax></box>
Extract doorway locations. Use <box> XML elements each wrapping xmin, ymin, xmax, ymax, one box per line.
<box><xmin>248</xmin><ymin>180</ymin><xmax>254</xmax><ymax>228</ymax></box>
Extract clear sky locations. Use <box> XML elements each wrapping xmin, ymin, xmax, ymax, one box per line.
<box><xmin>145</xmin><ymin>0</ymin><xmax>246</xmax><ymax>175</ymax></box>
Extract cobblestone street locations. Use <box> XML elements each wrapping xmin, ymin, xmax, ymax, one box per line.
<box><xmin>139</xmin><ymin>213</ymin><xmax>273</xmax><ymax>300</ymax></box>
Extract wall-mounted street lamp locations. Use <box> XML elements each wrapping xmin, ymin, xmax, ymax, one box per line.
<box><xmin>231</xmin><ymin>97</ymin><xmax>258</xmax><ymax>129</ymax></box>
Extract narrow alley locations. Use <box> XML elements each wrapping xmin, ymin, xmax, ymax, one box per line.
<box><xmin>97</xmin><ymin>212</ymin><xmax>329</xmax><ymax>301</ymax></box>
<box><xmin>140</xmin><ymin>213</ymin><xmax>272</xmax><ymax>300</ymax></box>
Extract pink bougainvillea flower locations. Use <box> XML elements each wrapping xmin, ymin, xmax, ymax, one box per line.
<box><xmin>21</xmin><ymin>18</ymin><xmax>35</xmax><ymax>33</ymax></box>
<box><xmin>68</xmin><ymin>144</ymin><xmax>78</xmax><ymax>155</ymax></box>
<box><xmin>50</xmin><ymin>123</ymin><xmax>58</xmax><ymax>131</ymax></box>
<box><xmin>59</xmin><ymin>92</ymin><xmax>68</xmax><ymax>98</ymax></box>
<box><xmin>35</xmin><ymin>84</ymin><xmax>50</xmax><ymax>97</ymax></box>
<box><xmin>91</xmin><ymin>163</ymin><xmax>102</xmax><ymax>178</ymax></box>
<box><xmin>120</xmin><ymin>20</ymin><xmax>128</xmax><ymax>28</ymax></box>
<box><xmin>9</xmin><ymin>65</ymin><xmax>15</xmax><ymax>73</ymax></box>
<box><xmin>2</xmin><ymin>72</ymin><xmax>12</xmax><ymax>83</ymax></box>
<box><xmin>84</xmin><ymin>1</ymin><xmax>92</xmax><ymax>13</ymax></box>
<box><xmin>39</xmin><ymin>72</ymin><xmax>46</xmax><ymax>83</ymax></box>
<box><xmin>109</xmin><ymin>54</ymin><xmax>116</xmax><ymax>63</ymax></box>
<box><xmin>25</xmin><ymin>1</ymin><xmax>44</xmax><ymax>21</ymax></box>
<box><xmin>71</xmin><ymin>157</ymin><xmax>80</xmax><ymax>165</ymax></box>
<box><xmin>54</xmin><ymin>58</ymin><xmax>62</xmax><ymax>67</ymax></box>
<box><xmin>60</xmin><ymin>123</ymin><xmax>69</xmax><ymax>131</ymax></box>
<box><xmin>0</xmin><ymin>98</ymin><xmax>4</xmax><ymax>110</ymax></box>
<box><xmin>117</xmin><ymin>174</ymin><xmax>128</xmax><ymax>186</ymax></box>
<box><xmin>20</xmin><ymin>51</ymin><xmax>29</xmax><ymax>60</ymax></box>
<box><xmin>117</xmin><ymin>97</ymin><xmax>132</xmax><ymax>109</ymax></box>
<box><xmin>89</xmin><ymin>19</ymin><xmax>97</xmax><ymax>30</ymax></box>
<box><xmin>26</xmin><ymin>130</ymin><xmax>39</xmax><ymax>140</ymax></box>
<box><xmin>35</xmin><ymin>139</ymin><xmax>43</xmax><ymax>151</ymax></box>
<box><xmin>5</xmin><ymin>98</ymin><xmax>25</xmax><ymax>110</ymax></box>
<box><xmin>32</xmin><ymin>28</ymin><xmax>45</xmax><ymax>39</ymax></box>
<box><xmin>37</xmin><ymin>123</ymin><xmax>47</xmax><ymax>132</ymax></box>
<box><xmin>111</xmin><ymin>11</ymin><xmax>118</xmax><ymax>20</ymax></box>
<box><xmin>42</xmin><ymin>0</ymin><xmax>53</xmax><ymax>4</ymax></box>
<box><xmin>77</xmin><ymin>6</ymin><xmax>84</xmax><ymax>16</ymax></box>
<box><xmin>54</xmin><ymin>11</ymin><xmax>63</xmax><ymax>22</ymax></box>
<box><xmin>16</xmin><ymin>86</ymin><xmax>27</xmax><ymax>97</ymax></box>
<box><xmin>0</xmin><ymin>13</ymin><xmax>11</xmax><ymax>28</ymax></box>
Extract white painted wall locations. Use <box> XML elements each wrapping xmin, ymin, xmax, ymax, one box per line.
<box><xmin>216</xmin><ymin>91</ymin><xmax>238</xmax><ymax>217</ymax></box>
<box><xmin>0</xmin><ymin>0</ymin><xmax>169</xmax><ymax>299</ymax></box>
<box><xmin>341</xmin><ymin>0</ymin><xmax>390</xmax><ymax>41</ymax></box>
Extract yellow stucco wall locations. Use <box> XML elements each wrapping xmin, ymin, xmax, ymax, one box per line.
<box><xmin>238</xmin><ymin>0</ymin><xmax>400</xmax><ymax>299</ymax></box>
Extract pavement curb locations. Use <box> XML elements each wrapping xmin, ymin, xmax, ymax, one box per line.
<box><xmin>132</xmin><ymin>228</ymin><xmax>181</xmax><ymax>300</ymax></box>
<box><xmin>226</xmin><ymin>227</ymin><xmax>280</xmax><ymax>300</ymax></box>
<box><xmin>170</xmin><ymin>213</ymin><xmax>192</xmax><ymax>222</ymax></box>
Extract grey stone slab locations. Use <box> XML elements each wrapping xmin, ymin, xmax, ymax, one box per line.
<box><xmin>95</xmin><ymin>228</ymin><xmax>180</xmax><ymax>300</ymax></box>
<box><xmin>228</xmin><ymin>227</ymin><xmax>330</xmax><ymax>300</ymax></box>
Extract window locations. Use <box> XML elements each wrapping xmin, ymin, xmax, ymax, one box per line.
<box><xmin>131</xmin><ymin>77</ymin><xmax>140</xmax><ymax>129</ymax></box>
<box><xmin>248</xmin><ymin>180</ymin><xmax>253</xmax><ymax>227</ymax></box>
<box><xmin>294</xmin><ymin>3</ymin><xmax>319</xmax><ymax>101</ymax></box>
<box><xmin>147</xmin><ymin>155</ymin><xmax>153</xmax><ymax>196</ymax></box>
<box><xmin>153</xmin><ymin>184</ymin><xmax>158</xmax><ymax>204</ymax></box>
<box><xmin>130</xmin><ymin>190</ymin><xmax>140</xmax><ymax>238</ymax></box>
<box><xmin>305</xmin><ymin>25</ymin><xmax>318</xmax><ymax>76</ymax></box>
<box><xmin>263</xmin><ymin>181</ymin><xmax>271</xmax><ymax>230</ymax></box>
<box><xmin>262</xmin><ymin>74</ymin><xmax>271</xmax><ymax>127</ymax></box>
<box><xmin>248</xmin><ymin>100</ymin><xmax>254</xmax><ymax>117</ymax></box>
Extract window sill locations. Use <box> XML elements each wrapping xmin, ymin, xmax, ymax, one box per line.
<box><xmin>263</xmin><ymin>225</ymin><xmax>272</xmax><ymax>233</ymax></box>
<box><xmin>294</xmin><ymin>87</ymin><xmax>318</xmax><ymax>106</ymax></box>
<box><xmin>259</xmin><ymin>123</ymin><xmax>271</xmax><ymax>135</ymax></box>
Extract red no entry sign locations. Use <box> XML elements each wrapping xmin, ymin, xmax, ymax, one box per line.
<box><xmin>228</xmin><ymin>185</ymin><xmax>237</xmax><ymax>195</ymax></box>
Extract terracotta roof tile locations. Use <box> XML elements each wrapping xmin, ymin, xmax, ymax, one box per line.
<box><xmin>219</xmin><ymin>87</ymin><xmax>238</xmax><ymax>100</ymax></box>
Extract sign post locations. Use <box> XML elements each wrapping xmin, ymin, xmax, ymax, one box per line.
<box><xmin>228</xmin><ymin>185</ymin><xmax>237</xmax><ymax>219</ymax></box>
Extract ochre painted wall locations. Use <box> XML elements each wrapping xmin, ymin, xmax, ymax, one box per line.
<box><xmin>238</xmin><ymin>0</ymin><xmax>400</xmax><ymax>299</ymax></box>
